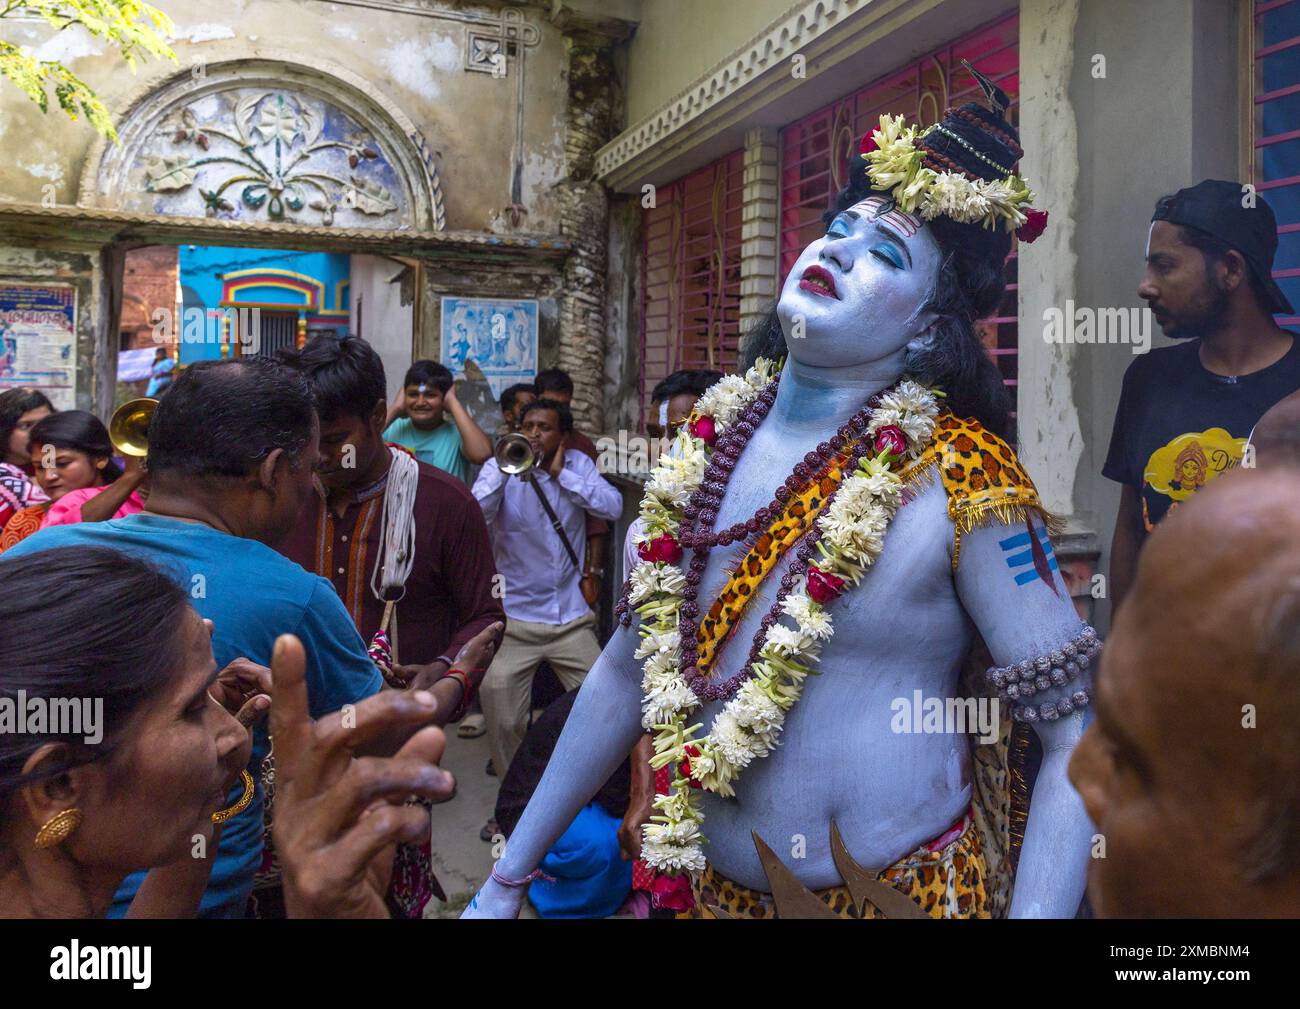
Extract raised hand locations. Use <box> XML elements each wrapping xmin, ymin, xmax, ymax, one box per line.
<box><xmin>268</xmin><ymin>634</ymin><xmax>456</xmax><ymax>918</ymax></box>
<box><xmin>209</xmin><ymin>655</ymin><xmax>272</xmax><ymax>728</ymax></box>
<box><xmin>451</xmin><ymin>620</ymin><xmax>503</xmax><ymax>686</ymax></box>
<box><xmin>548</xmin><ymin>442</ymin><xmax>566</xmax><ymax>479</ymax></box>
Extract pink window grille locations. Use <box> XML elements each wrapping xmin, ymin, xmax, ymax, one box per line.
<box><xmin>638</xmin><ymin>150</ymin><xmax>745</xmax><ymax>428</ymax></box>
<box><xmin>1253</xmin><ymin>0</ymin><xmax>1300</xmax><ymax>326</ymax></box>
<box><xmin>778</xmin><ymin>13</ymin><xmax>1021</xmax><ymax>405</ymax></box>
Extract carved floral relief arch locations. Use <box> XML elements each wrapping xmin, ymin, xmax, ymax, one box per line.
<box><xmin>79</xmin><ymin>56</ymin><xmax>446</xmax><ymax>232</ymax></box>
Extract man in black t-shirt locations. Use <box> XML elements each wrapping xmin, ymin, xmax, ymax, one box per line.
<box><xmin>1106</xmin><ymin>180</ymin><xmax>1299</xmax><ymax>612</ymax></box>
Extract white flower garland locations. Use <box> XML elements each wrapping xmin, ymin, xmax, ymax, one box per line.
<box><xmin>628</xmin><ymin>362</ymin><xmax>941</xmax><ymax>876</ymax></box>
<box><xmin>862</xmin><ymin>113</ymin><xmax>1035</xmax><ymax>232</ymax></box>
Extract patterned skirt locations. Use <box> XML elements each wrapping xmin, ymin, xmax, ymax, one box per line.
<box><xmin>680</xmin><ymin>813</ymin><xmax>989</xmax><ymax>919</ymax></box>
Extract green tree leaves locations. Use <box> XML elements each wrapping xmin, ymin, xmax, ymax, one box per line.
<box><xmin>0</xmin><ymin>0</ymin><xmax>177</xmax><ymax>138</ymax></box>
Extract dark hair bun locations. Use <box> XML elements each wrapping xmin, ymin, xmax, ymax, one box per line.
<box><xmin>918</xmin><ymin>102</ymin><xmax>1023</xmax><ymax>184</ymax></box>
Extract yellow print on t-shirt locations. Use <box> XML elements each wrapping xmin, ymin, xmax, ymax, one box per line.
<box><xmin>1143</xmin><ymin>427</ymin><xmax>1246</xmax><ymax>504</ymax></box>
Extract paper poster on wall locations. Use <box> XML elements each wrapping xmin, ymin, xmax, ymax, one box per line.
<box><xmin>440</xmin><ymin>297</ymin><xmax>537</xmax><ymax>399</ymax></box>
<box><xmin>0</xmin><ymin>283</ymin><xmax>77</xmax><ymax>409</ymax></box>
<box><xmin>117</xmin><ymin>347</ymin><xmax>157</xmax><ymax>383</ymax></box>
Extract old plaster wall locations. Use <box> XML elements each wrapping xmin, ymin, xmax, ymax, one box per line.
<box><xmin>0</xmin><ymin>1</ymin><xmax>575</xmax><ymax>233</ymax></box>
<box><xmin>603</xmin><ymin>195</ymin><xmax>642</xmax><ymax>437</ymax></box>
<box><xmin>1016</xmin><ymin>0</ymin><xmax>1083</xmax><ymax>522</ymax></box>
<box><xmin>0</xmin><ymin>2</ymin><xmax>632</xmax><ymax>421</ymax></box>
<box><xmin>349</xmin><ymin>253</ymin><xmax>415</xmax><ymax>401</ymax></box>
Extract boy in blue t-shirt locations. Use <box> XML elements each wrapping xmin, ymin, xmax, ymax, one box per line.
<box><xmin>383</xmin><ymin>361</ymin><xmax>492</xmax><ymax>483</ymax></box>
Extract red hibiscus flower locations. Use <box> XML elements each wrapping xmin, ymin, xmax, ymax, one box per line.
<box><xmin>678</xmin><ymin>744</ymin><xmax>703</xmax><ymax>788</ymax></box>
<box><xmin>689</xmin><ymin>414</ymin><xmax>718</xmax><ymax>445</ymax></box>
<box><xmin>873</xmin><ymin>424</ymin><xmax>907</xmax><ymax>458</ymax></box>
<box><xmin>637</xmin><ymin>533</ymin><xmax>683</xmax><ymax>565</ymax></box>
<box><xmin>1016</xmin><ymin>208</ymin><xmax>1048</xmax><ymax>244</ymax></box>
<box><xmin>650</xmin><ymin>871</ymin><xmax>695</xmax><ymax>912</ymax></box>
<box><xmin>859</xmin><ymin>131</ymin><xmax>878</xmax><ymax>155</ymax></box>
<box><xmin>806</xmin><ymin>565</ymin><xmax>846</xmax><ymax>605</ymax></box>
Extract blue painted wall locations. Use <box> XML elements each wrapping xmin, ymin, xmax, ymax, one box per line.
<box><xmin>177</xmin><ymin>246</ymin><xmax>350</xmax><ymax>362</ymax></box>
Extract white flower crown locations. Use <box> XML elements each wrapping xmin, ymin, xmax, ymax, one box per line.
<box><xmin>860</xmin><ymin>114</ymin><xmax>1046</xmax><ymax>240</ymax></box>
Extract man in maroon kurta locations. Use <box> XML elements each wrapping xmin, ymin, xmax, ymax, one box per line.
<box><xmin>279</xmin><ymin>337</ymin><xmax>505</xmax><ymax>687</ymax></box>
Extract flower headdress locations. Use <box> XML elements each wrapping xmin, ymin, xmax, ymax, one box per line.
<box><xmin>859</xmin><ymin>61</ymin><xmax>1048</xmax><ymax>243</ymax></box>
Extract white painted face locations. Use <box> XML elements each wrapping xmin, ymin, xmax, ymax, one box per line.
<box><xmin>776</xmin><ymin>196</ymin><xmax>942</xmax><ymax>368</ymax></box>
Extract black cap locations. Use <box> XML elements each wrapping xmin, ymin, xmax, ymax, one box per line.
<box><xmin>1152</xmin><ymin>179</ymin><xmax>1294</xmax><ymax>315</ymax></box>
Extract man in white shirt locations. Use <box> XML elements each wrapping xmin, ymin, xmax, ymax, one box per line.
<box><xmin>472</xmin><ymin>398</ymin><xmax>623</xmax><ymax>784</ymax></box>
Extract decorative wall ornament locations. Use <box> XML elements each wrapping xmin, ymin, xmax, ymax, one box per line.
<box><xmin>462</xmin><ymin>7</ymin><xmax>539</xmax><ymax>76</ymax></box>
<box><xmin>81</xmin><ymin>57</ymin><xmax>445</xmax><ymax>232</ymax></box>
<box><xmin>465</xmin><ymin>32</ymin><xmax>505</xmax><ymax>74</ymax></box>
<box><xmin>143</xmin><ymin>92</ymin><xmax>399</xmax><ymax>225</ymax></box>
<box><xmin>440</xmin><ymin>296</ymin><xmax>538</xmax><ymax>399</ymax></box>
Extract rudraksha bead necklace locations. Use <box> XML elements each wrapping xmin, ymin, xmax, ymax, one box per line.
<box><xmin>677</xmin><ymin>385</ymin><xmax>887</xmax><ymax>702</ymax></box>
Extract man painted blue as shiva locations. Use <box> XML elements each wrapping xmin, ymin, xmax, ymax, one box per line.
<box><xmin>464</xmin><ymin>65</ymin><xmax>1099</xmax><ymax>920</ymax></box>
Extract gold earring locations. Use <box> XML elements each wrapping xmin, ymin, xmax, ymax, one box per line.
<box><xmin>34</xmin><ymin>808</ymin><xmax>82</xmax><ymax>849</ymax></box>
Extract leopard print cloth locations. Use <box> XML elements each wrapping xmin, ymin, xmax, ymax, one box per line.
<box><xmin>695</xmin><ymin>443</ymin><xmax>857</xmax><ymax>673</ymax></box>
<box><xmin>680</xmin><ymin>813</ymin><xmax>989</xmax><ymax>919</ymax></box>
<box><xmin>907</xmin><ymin>411</ymin><xmax>1058</xmax><ymax>569</ymax></box>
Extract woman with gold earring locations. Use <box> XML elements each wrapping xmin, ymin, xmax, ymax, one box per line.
<box><xmin>0</xmin><ymin>547</ymin><xmax>260</xmax><ymax>917</ymax></box>
<box><xmin>0</xmin><ymin>545</ymin><xmax>458</xmax><ymax>918</ymax></box>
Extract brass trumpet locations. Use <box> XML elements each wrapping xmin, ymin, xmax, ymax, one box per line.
<box><xmin>108</xmin><ymin>397</ymin><xmax>158</xmax><ymax>458</ymax></box>
<box><xmin>495</xmin><ymin>432</ymin><xmax>538</xmax><ymax>475</ymax></box>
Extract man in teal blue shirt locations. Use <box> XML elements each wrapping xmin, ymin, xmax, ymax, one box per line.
<box><xmin>384</xmin><ymin>360</ymin><xmax>492</xmax><ymax>483</ymax></box>
<box><xmin>1</xmin><ymin>358</ymin><xmax>390</xmax><ymax>918</ymax></box>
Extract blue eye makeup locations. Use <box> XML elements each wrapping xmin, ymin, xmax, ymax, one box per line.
<box><xmin>825</xmin><ymin>214</ymin><xmax>851</xmax><ymax>239</ymax></box>
<box><xmin>872</xmin><ymin>243</ymin><xmax>905</xmax><ymax>269</ymax></box>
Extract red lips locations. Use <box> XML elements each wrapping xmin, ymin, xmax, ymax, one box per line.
<box><xmin>799</xmin><ymin>264</ymin><xmax>838</xmax><ymax>299</ymax></box>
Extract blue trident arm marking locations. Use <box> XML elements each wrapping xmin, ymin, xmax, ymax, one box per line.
<box><xmin>999</xmin><ymin>525</ymin><xmax>1058</xmax><ymax>585</ymax></box>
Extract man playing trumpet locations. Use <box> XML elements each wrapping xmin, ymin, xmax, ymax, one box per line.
<box><xmin>472</xmin><ymin>399</ymin><xmax>623</xmax><ymax>803</ymax></box>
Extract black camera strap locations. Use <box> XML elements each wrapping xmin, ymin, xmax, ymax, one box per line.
<box><xmin>523</xmin><ymin>471</ymin><xmax>581</xmax><ymax>571</ymax></box>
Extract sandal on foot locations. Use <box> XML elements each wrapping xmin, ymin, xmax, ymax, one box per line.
<box><xmin>457</xmin><ymin>712</ymin><xmax>486</xmax><ymax>739</ymax></box>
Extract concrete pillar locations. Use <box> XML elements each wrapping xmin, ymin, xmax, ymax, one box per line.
<box><xmin>1016</xmin><ymin>0</ymin><xmax>1242</xmax><ymax>628</ymax></box>
<box><xmin>739</xmin><ymin>127</ymin><xmax>781</xmax><ymax>336</ymax></box>
<box><xmin>1016</xmin><ymin>0</ymin><xmax>1083</xmax><ymax>523</ymax></box>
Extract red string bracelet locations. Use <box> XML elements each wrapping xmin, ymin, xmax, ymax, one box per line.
<box><xmin>443</xmin><ymin>668</ymin><xmax>474</xmax><ymax>722</ymax></box>
<box><xmin>491</xmin><ymin>865</ymin><xmax>555</xmax><ymax>888</ymax></box>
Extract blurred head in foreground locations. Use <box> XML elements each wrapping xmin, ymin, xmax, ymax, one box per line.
<box><xmin>1070</xmin><ymin>468</ymin><xmax>1300</xmax><ymax>917</ymax></box>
